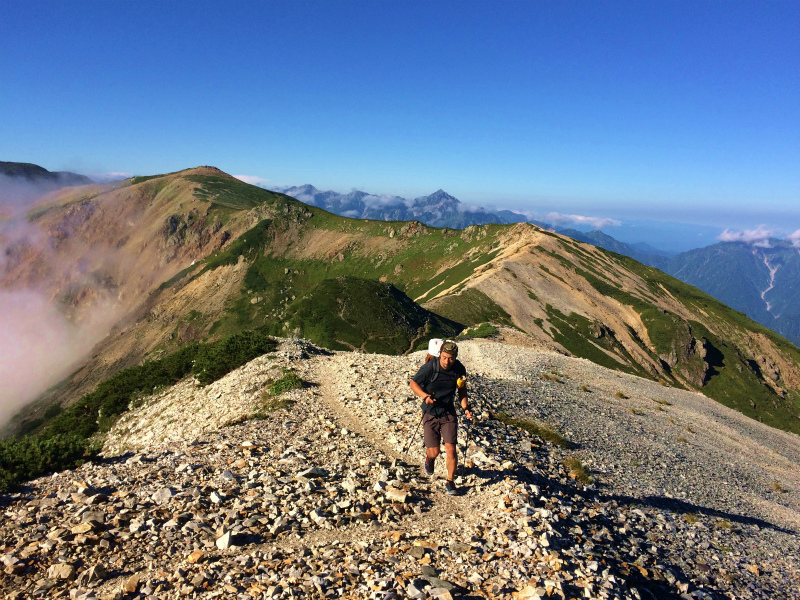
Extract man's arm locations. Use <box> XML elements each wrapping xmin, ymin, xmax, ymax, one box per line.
<box><xmin>410</xmin><ymin>379</ymin><xmax>435</xmax><ymax>405</ymax></box>
<box><xmin>458</xmin><ymin>386</ymin><xmax>473</xmax><ymax>419</ymax></box>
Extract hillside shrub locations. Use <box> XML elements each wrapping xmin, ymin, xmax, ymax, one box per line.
<box><xmin>457</xmin><ymin>322</ymin><xmax>498</xmax><ymax>339</ymax></box>
<box><xmin>43</xmin><ymin>342</ymin><xmax>200</xmax><ymax>439</ymax></box>
<box><xmin>193</xmin><ymin>330</ymin><xmax>277</xmax><ymax>386</ymax></box>
<box><xmin>0</xmin><ymin>434</ymin><xmax>96</xmax><ymax>493</ymax></box>
<box><xmin>283</xmin><ymin>277</ymin><xmax>460</xmax><ymax>355</ymax></box>
<box><xmin>267</xmin><ymin>371</ymin><xmax>304</xmax><ymax>395</ymax></box>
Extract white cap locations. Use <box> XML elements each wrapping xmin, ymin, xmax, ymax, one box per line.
<box><xmin>428</xmin><ymin>338</ymin><xmax>444</xmax><ymax>357</ymax></box>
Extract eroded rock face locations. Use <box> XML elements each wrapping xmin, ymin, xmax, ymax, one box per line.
<box><xmin>652</xmin><ymin>318</ymin><xmax>712</xmax><ymax>388</ymax></box>
<box><xmin>679</xmin><ymin>337</ymin><xmax>711</xmax><ymax>388</ymax></box>
<box><xmin>757</xmin><ymin>356</ymin><xmax>781</xmax><ymax>382</ymax></box>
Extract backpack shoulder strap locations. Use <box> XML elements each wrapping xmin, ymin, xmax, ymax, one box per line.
<box><xmin>429</xmin><ymin>358</ymin><xmax>440</xmax><ymax>384</ymax></box>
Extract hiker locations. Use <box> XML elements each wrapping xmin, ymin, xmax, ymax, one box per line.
<box><xmin>409</xmin><ymin>340</ymin><xmax>473</xmax><ymax>495</ymax></box>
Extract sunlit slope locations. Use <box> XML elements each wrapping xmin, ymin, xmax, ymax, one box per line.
<box><xmin>428</xmin><ymin>229</ymin><xmax>800</xmax><ymax>432</ymax></box>
<box><xmin>8</xmin><ymin>167</ymin><xmax>800</xmax><ymax>435</ymax></box>
<box><xmin>155</xmin><ymin>173</ymin><xmax>800</xmax><ymax>433</ymax></box>
<box><xmin>1</xmin><ymin>167</ymin><xmax>280</xmax><ymax>323</ymax></box>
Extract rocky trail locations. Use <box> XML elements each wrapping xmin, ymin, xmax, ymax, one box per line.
<box><xmin>2</xmin><ymin>335</ymin><xmax>799</xmax><ymax>600</ymax></box>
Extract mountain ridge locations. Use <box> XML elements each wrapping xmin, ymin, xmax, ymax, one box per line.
<box><xmin>3</xmin><ymin>167</ymin><xmax>800</xmax><ymax>439</ymax></box>
<box><xmin>273</xmin><ymin>182</ymin><xmax>800</xmax><ymax>347</ymax></box>
<box><xmin>0</xmin><ymin>160</ymin><xmax>92</xmax><ymax>187</ymax></box>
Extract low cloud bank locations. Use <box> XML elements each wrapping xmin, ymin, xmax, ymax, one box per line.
<box><xmin>717</xmin><ymin>226</ymin><xmax>800</xmax><ymax>248</ymax></box>
<box><xmin>539</xmin><ymin>212</ymin><xmax>622</xmax><ymax>229</ymax></box>
<box><xmin>234</xmin><ymin>174</ymin><xmax>272</xmax><ymax>187</ymax></box>
<box><xmin>718</xmin><ymin>225</ymin><xmax>775</xmax><ymax>247</ymax></box>
<box><xmin>0</xmin><ymin>291</ymin><xmax>116</xmax><ymax>427</ymax></box>
<box><xmin>361</xmin><ymin>193</ymin><xmax>410</xmax><ymax>208</ymax></box>
<box><xmin>89</xmin><ymin>172</ymin><xmax>131</xmax><ymax>182</ymax></box>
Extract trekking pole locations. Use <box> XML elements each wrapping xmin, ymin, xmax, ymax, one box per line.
<box><xmin>462</xmin><ymin>416</ymin><xmax>473</xmax><ymax>451</ymax></box>
<box><xmin>459</xmin><ymin>415</ymin><xmax>476</xmax><ymax>475</ymax></box>
<box><xmin>403</xmin><ymin>413</ymin><xmax>424</xmax><ymax>454</ymax></box>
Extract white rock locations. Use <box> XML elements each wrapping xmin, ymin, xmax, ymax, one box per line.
<box><xmin>216</xmin><ymin>531</ymin><xmax>233</xmax><ymax>550</ymax></box>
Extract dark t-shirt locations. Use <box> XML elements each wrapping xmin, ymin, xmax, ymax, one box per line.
<box><xmin>412</xmin><ymin>359</ymin><xmax>467</xmax><ymax>418</ymax></box>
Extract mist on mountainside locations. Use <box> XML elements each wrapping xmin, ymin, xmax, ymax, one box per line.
<box><xmin>0</xmin><ymin>290</ymin><xmax>118</xmax><ymax>428</ymax></box>
<box><xmin>0</xmin><ymin>174</ymin><xmax>63</xmax><ymax>217</ymax></box>
<box><xmin>0</xmin><ymin>171</ymin><xmax>118</xmax><ymax>429</ymax></box>
<box><xmin>0</xmin><ymin>163</ymin><xmax>92</xmax><ymax>216</ymax></box>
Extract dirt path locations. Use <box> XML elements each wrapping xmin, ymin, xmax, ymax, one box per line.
<box><xmin>310</xmin><ymin>357</ymin><xmax>482</xmax><ymax>531</ymax></box>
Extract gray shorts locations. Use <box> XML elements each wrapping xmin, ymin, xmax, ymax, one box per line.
<box><xmin>423</xmin><ymin>412</ymin><xmax>457</xmax><ymax>448</ymax></box>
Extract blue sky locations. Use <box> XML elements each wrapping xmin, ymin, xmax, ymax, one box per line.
<box><xmin>1</xmin><ymin>1</ymin><xmax>798</xmax><ymax>247</ymax></box>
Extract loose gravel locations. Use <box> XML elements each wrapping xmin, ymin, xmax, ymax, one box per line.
<box><xmin>2</xmin><ymin>333</ymin><xmax>798</xmax><ymax>599</ymax></box>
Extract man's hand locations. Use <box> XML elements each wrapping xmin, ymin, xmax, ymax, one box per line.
<box><xmin>425</xmin><ymin>395</ymin><xmax>435</xmax><ymax>405</ymax></box>
<box><xmin>464</xmin><ymin>408</ymin><xmax>473</xmax><ymax>419</ymax></box>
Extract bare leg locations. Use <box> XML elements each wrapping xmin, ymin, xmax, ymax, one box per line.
<box><xmin>444</xmin><ymin>443</ymin><xmax>457</xmax><ymax>480</ymax></box>
<box><xmin>426</xmin><ymin>447</ymin><xmax>440</xmax><ymax>460</ymax></box>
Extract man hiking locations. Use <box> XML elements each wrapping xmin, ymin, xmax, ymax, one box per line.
<box><xmin>409</xmin><ymin>340</ymin><xmax>473</xmax><ymax>495</ymax></box>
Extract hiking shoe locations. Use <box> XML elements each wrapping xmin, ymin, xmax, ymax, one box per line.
<box><xmin>424</xmin><ymin>457</ymin><xmax>435</xmax><ymax>476</ymax></box>
<box><xmin>445</xmin><ymin>479</ymin><xmax>457</xmax><ymax>495</ymax></box>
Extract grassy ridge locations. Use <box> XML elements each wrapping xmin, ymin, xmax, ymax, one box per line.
<box><xmin>527</xmin><ymin>236</ymin><xmax>800</xmax><ymax>431</ymax></box>
<box><xmin>566</xmin><ymin>245</ymin><xmax>800</xmax><ymax>432</ymax></box>
<box><xmin>282</xmin><ymin>276</ymin><xmax>462</xmax><ymax>354</ymax></box>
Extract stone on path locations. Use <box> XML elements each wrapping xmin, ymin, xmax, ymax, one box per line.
<box><xmin>216</xmin><ymin>530</ymin><xmax>233</xmax><ymax>550</ymax></box>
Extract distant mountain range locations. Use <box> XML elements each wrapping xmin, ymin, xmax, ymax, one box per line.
<box><xmin>276</xmin><ymin>183</ymin><xmax>800</xmax><ymax>346</ymax></box>
<box><xmin>274</xmin><ymin>183</ymin><xmax>670</xmax><ymax>257</ymax></box>
<box><xmin>666</xmin><ymin>240</ymin><xmax>800</xmax><ymax>346</ymax></box>
<box><xmin>274</xmin><ymin>184</ymin><xmax>532</xmax><ymax>229</ymax></box>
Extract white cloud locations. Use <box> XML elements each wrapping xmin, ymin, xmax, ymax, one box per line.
<box><xmin>787</xmin><ymin>229</ymin><xmax>800</xmax><ymax>248</ymax></box>
<box><xmin>540</xmin><ymin>212</ymin><xmax>621</xmax><ymax>229</ymax></box>
<box><xmin>233</xmin><ymin>174</ymin><xmax>271</xmax><ymax>187</ymax></box>
<box><xmin>718</xmin><ymin>225</ymin><xmax>774</xmax><ymax>247</ymax></box>
<box><xmin>460</xmin><ymin>203</ymin><xmax>489</xmax><ymax>214</ymax></box>
<box><xmin>90</xmin><ymin>172</ymin><xmax>132</xmax><ymax>182</ymax></box>
<box><xmin>361</xmin><ymin>194</ymin><xmax>406</xmax><ymax>208</ymax></box>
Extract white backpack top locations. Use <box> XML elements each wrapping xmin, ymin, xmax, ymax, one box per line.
<box><xmin>427</xmin><ymin>338</ymin><xmax>444</xmax><ymax>357</ymax></box>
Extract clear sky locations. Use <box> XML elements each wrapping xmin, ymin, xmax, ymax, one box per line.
<box><xmin>1</xmin><ymin>0</ymin><xmax>798</xmax><ymax>239</ymax></box>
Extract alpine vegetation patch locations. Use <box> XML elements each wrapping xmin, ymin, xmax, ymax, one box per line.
<box><xmin>266</xmin><ymin>370</ymin><xmax>304</xmax><ymax>396</ymax></box>
<box><xmin>494</xmin><ymin>412</ymin><xmax>567</xmax><ymax>448</ymax></box>
<box><xmin>563</xmin><ymin>455</ymin><xmax>592</xmax><ymax>485</ymax></box>
<box><xmin>457</xmin><ymin>322</ymin><xmax>499</xmax><ymax>339</ymax></box>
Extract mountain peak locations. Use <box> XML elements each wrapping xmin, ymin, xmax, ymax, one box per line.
<box><xmin>178</xmin><ymin>166</ymin><xmax>231</xmax><ymax>178</ymax></box>
<box><xmin>414</xmin><ymin>189</ymin><xmax>460</xmax><ymax>205</ymax></box>
<box><xmin>290</xmin><ymin>184</ymin><xmax>320</xmax><ymax>194</ymax></box>
<box><xmin>430</xmin><ymin>189</ymin><xmax>456</xmax><ymax>200</ymax></box>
